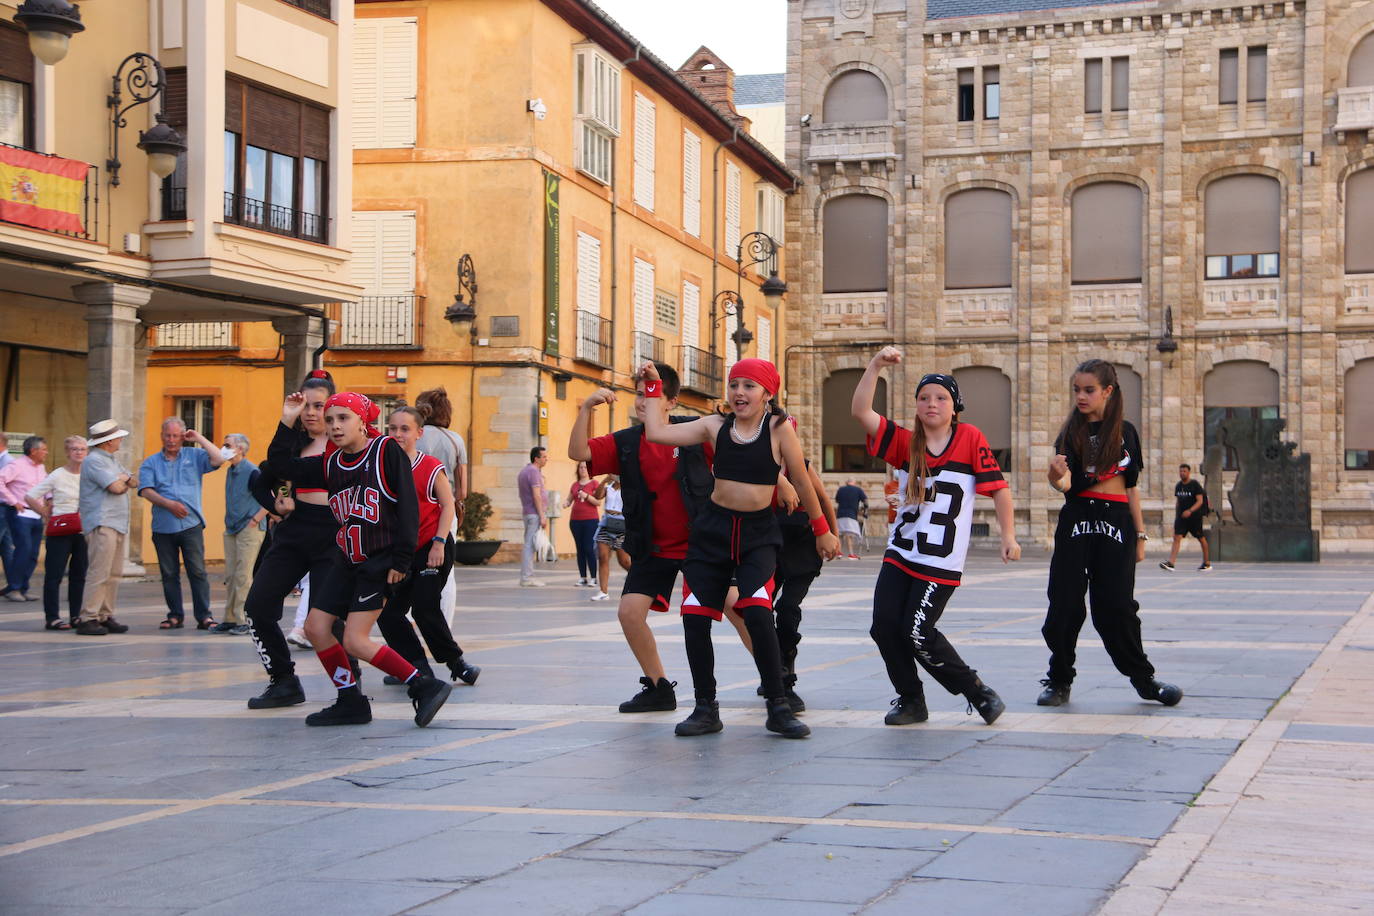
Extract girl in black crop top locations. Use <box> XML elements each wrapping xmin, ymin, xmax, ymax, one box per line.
<box><xmin>1038</xmin><ymin>359</ymin><xmax>1183</xmax><ymax>710</ymax></box>
<box><xmin>639</xmin><ymin>358</ymin><xmax>839</xmax><ymax>741</ymax></box>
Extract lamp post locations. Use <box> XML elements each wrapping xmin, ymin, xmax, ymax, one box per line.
<box><xmin>106</xmin><ymin>53</ymin><xmax>186</xmax><ymax>187</ymax></box>
<box><xmin>709</xmin><ymin>230</ymin><xmax>786</xmax><ymax>366</ymax></box>
<box><xmin>443</xmin><ymin>253</ymin><xmax>479</xmax><ymax>340</ymax></box>
<box><xmin>712</xmin><ymin>290</ymin><xmax>754</xmax><ymax>363</ymax></box>
<box><xmin>14</xmin><ymin>0</ymin><xmax>84</xmax><ymax>66</ymax></box>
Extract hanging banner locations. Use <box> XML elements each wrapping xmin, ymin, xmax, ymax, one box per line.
<box><xmin>543</xmin><ymin>169</ymin><xmax>560</xmax><ymax>356</ymax></box>
<box><xmin>0</xmin><ymin>146</ymin><xmax>88</xmax><ymax>234</ymax></box>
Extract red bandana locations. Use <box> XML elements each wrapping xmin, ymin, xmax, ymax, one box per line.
<box><xmin>324</xmin><ymin>392</ymin><xmax>382</xmax><ymax>438</ymax></box>
<box><xmin>728</xmin><ymin>358</ymin><xmax>780</xmax><ymax>396</ymax></box>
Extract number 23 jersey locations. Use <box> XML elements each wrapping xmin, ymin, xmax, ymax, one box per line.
<box><xmin>866</xmin><ymin>417</ymin><xmax>1007</xmax><ymax>586</ymax></box>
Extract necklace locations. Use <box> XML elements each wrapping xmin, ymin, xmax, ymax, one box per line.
<box><xmin>730</xmin><ymin>412</ymin><xmax>768</xmax><ymax>445</ymax></box>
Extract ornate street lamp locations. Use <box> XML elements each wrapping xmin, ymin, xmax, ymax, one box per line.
<box><xmin>709</xmin><ymin>231</ymin><xmax>785</xmax><ymax>365</ymax></box>
<box><xmin>444</xmin><ymin>253</ymin><xmax>479</xmax><ymax>335</ymax></box>
<box><xmin>107</xmin><ymin>53</ymin><xmax>187</xmax><ymax>187</ymax></box>
<box><xmin>14</xmin><ymin>0</ymin><xmax>84</xmax><ymax>66</ymax></box>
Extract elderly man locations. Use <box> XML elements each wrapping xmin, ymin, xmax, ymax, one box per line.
<box><xmin>216</xmin><ymin>433</ymin><xmax>267</xmax><ymax>634</ymax></box>
<box><xmin>138</xmin><ymin>417</ymin><xmax>223</xmax><ymax>630</ymax></box>
<box><xmin>0</xmin><ymin>436</ymin><xmax>49</xmax><ymax>602</ymax></box>
<box><xmin>76</xmin><ymin>420</ymin><xmax>136</xmax><ymax>636</ymax></box>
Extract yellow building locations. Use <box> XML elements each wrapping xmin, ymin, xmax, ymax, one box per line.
<box><xmin>1</xmin><ymin>0</ymin><xmax>359</xmax><ymax>566</ymax></box>
<box><xmin>148</xmin><ymin>0</ymin><xmax>796</xmax><ymax>559</ymax></box>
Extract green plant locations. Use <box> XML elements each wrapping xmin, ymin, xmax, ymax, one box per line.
<box><xmin>459</xmin><ymin>491</ymin><xmax>494</xmax><ymax>541</ymax></box>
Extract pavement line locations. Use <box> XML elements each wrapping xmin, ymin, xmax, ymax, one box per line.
<box><xmin>0</xmin><ymin>718</ymin><xmax>575</xmax><ymax>860</ymax></box>
<box><xmin>0</xmin><ymin>797</ymin><xmax>1154</xmax><ymax>848</ymax></box>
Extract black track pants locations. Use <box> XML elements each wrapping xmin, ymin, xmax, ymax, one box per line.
<box><xmin>378</xmin><ymin>540</ymin><xmax>462</xmax><ymax>675</ymax></box>
<box><xmin>773</xmin><ymin>565</ymin><xmax>817</xmax><ymax>686</ymax></box>
<box><xmin>682</xmin><ymin>607</ymin><xmax>786</xmax><ymax>703</ymax></box>
<box><xmin>870</xmin><ymin>563</ymin><xmax>980</xmax><ymax>698</ymax></box>
<box><xmin>1042</xmin><ymin>497</ymin><xmax>1156</xmax><ymax>685</ymax></box>
<box><xmin>245</xmin><ymin>503</ymin><xmax>337</xmax><ymax>680</ymax></box>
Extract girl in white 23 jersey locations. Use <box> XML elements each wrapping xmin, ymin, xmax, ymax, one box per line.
<box><xmin>851</xmin><ymin>347</ymin><xmax>1021</xmax><ymax>727</ymax></box>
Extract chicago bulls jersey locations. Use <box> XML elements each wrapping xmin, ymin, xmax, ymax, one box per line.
<box><xmin>324</xmin><ymin>435</ymin><xmax>414</xmax><ymax>567</ymax></box>
<box><xmin>410</xmin><ymin>452</ymin><xmax>446</xmax><ymax>545</ymax></box>
<box><xmin>867</xmin><ymin>417</ymin><xmax>1007</xmax><ymax>586</ymax></box>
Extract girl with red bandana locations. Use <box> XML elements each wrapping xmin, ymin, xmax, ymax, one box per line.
<box><xmin>266</xmin><ymin>391</ymin><xmax>452</xmax><ymax>728</ymax></box>
<box><xmin>639</xmin><ymin>358</ymin><xmax>839</xmax><ymax>739</ymax></box>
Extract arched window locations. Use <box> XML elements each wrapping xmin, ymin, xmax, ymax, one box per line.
<box><xmin>823</xmin><ymin>369</ymin><xmax>886</xmax><ymax>472</ymax></box>
<box><xmin>1113</xmin><ymin>363</ymin><xmax>1143</xmax><ymax>436</ymax></box>
<box><xmin>1204</xmin><ymin>175</ymin><xmax>1280</xmax><ymax>279</ymax></box>
<box><xmin>1072</xmin><ymin>182</ymin><xmax>1144</xmax><ymax>284</ymax></box>
<box><xmin>1204</xmin><ymin>360</ymin><xmax>1280</xmax><ymax>470</ymax></box>
<box><xmin>822</xmin><ymin>70</ymin><xmax>888</xmax><ymax>123</ymax></box>
<box><xmin>1349</xmin><ymin>33</ymin><xmax>1374</xmax><ymax>86</ymax></box>
<box><xmin>1346</xmin><ymin>359</ymin><xmax>1374</xmax><ymax>469</ymax></box>
<box><xmin>823</xmin><ymin>195</ymin><xmax>888</xmax><ymax>293</ymax></box>
<box><xmin>1346</xmin><ymin>170</ymin><xmax>1374</xmax><ymax>274</ymax></box>
<box><xmin>945</xmin><ymin>188</ymin><xmax>1013</xmax><ymax>289</ymax></box>
<box><xmin>953</xmin><ymin>366</ymin><xmax>1012</xmax><ymax>470</ymax></box>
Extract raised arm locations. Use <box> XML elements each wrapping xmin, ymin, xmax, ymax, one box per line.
<box><xmin>637</xmin><ymin>361</ymin><xmax>716</xmax><ymax>448</ymax></box>
<box><xmin>264</xmin><ymin>394</ymin><xmax>326</xmax><ymax>488</ymax></box>
<box><xmin>569</xmin><ymin>388</ymin><xmax>615</xmax><ymax>462</ymax></box>
<box><xmin>775</xmin><ymin>420</ymin><xmax>840</xmax><ymax>559</ymax></box>
<box><xmin>852</xmin><ymin>347</ymin><xmax>901</xmax><ymax>438</ymax></box>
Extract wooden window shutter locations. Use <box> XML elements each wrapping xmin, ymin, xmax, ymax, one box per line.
<box><xmin>725</xmin><ymin>161</ymin><xmax>741</xmax><ymax>255</ymax></box>
<box><xmin>756</xmin><ymin>314</ymin><xmax>771</xmax><ymax>363</ymax></box>
<box><xmin>352</xmin><ymin>19</ymin><xmax>380</xmax><ymax>148</ymax></box>
<box><xmin>163</xmin><ymin>68</ymin><xmax>188</xmax><ymax>130</ymax></box>
<box><xmin>683</xmin><ymin>129</ymin><xmax>701</xmax><ymax>236</ymax></box>
<box><xmin>225</xmin><ymin>77</ymin><xmax>245</xmax><ymax>133</ymax></box>
<box><xmin>0</xmin><ymin>25</ymin><xmax>33</xmax><ymax>84</ymax></box>
<box><xmin>378</xmin><ymin>17</ymin><xmax>417</xmax><ymax>148</ymax></box>
<box><xmin>247</xmin><ymin>85</ymin><xmax>301</xmax><ymax>156</ymax></box>
<box><xmin>633</xmin><ymin>93</ymin><xmax>655</xmax><ymax>211</ymax></box>
<box><xmin>1084</xmin><ymin>59</ymin><xmax>1102</xmax><ymax>113</ymax></box>
<box><xmin>577</xmin><ymin>232</ymin><xmax>601</xmax><ymax>313</ymax></box>
<box><xmin>633</xmin><ymin>258</ymin><xmax>654</xmax><ymax>332</ymax></box>
<box><xmin>682</xmin><ymin>279</ymin><xmax>700</xmax><ymax>348</ymax></box>
<box><xmin>303</xmin><ymin>105</ymin><xmax>330</xmax><ymax>160</ymax></box>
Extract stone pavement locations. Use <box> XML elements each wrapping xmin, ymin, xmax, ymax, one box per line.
<box><xmin>0</xmin><ymin>549</ymin><xmax>1371</xmax><ymax>914</ymax></box>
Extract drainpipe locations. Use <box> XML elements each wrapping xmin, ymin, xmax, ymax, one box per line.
<box><xmin>312</xmin><ymin>313</ymin><xmax>329</xmax><ymax>370</ymax></box>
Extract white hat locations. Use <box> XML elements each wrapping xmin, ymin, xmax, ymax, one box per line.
<box><xmin>86</xmin><ymin>419</ymin><xmax>130</xmax><ymax>447</ymax></box>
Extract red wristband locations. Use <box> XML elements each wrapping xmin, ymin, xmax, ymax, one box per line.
<box><xmin>643</xmin><ymin>380</ymin><xmax>662</xmax><ymax>398</ymax></box>
<box><xmin>810</xmin><ymin>516</ymin><xmax>830</xmax><ymax>537</ymax></box>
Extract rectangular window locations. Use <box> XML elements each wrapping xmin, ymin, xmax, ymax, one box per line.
<box><xmin>683</xmin><ymin>129</ymin><xmax>701</xmax><ymax>237</ymax></box>
<box><xmin>0</xmin><ymin>25</ymin><xmax>33</xmax><ymax>149</ymax></box>
<box><xmin>177</xmin><ymin>398</ymin><xmax>215</xmax><ymax>444</ymax></box>
<box><xmin>983</xmin><ymin>67</ymin><xmax>1000</xmax><ymax>120</ymax></box>
<box><xmin>575</xmin><ymin>44</ymin><xmax>621</xmax><ymax>185</ymax></box>
<box><xmin>756</xmin><ymin>314</ymin><xmax>772</xmax><ymax>363</ymax></box>
<box><xmin>1348</xmin><ymin>449</ymin><xmax>1374</xmax><ymax>470</ymax></box>
<box><xmin>1111</xmin><ymin>57</ymin><xmax>1130</xmax><ymax>111</ymax></box>
<box><xmin>1205</xmin><ymin>253</ymin><xmax>1280</xmax><ymax>279</ymax></box>
<box><xmin>957</xmin><ymin>68</ymin><xmax>975</xmax><ymax>122</ymax></box>
<box><xmin>1084</xmin><ymin>59</ymin><xmax>1103</xmax><ymax>114</ymax></box>
<box><xmin>633</xmin><ymin>257</ymin><xmax>654</xmax><ymax>333</ymax></box>
<box><xmin>1247</xmin><ymin>46</ymin><xmax>1268</xmax><ymax>102</ymax></box>
<box><xmin>725</xmin><ymin>161</ymin><xmax>741</xmax><ymax>255</ymax></box>
<box><xmin>1219</xmin><ymin>48</ymin><xmax>1239</xmax><ymax>104</ymax></box>
<box><xmin>755</xmin><ymin>183</ymin><xmax>786</xmax><ymax>275</ymax></box>
<box><xmin>576</xmin><ymin>231</ymin><xmax>601</xmax><ymax>314</ymax></box>
<box><xmin>352</xmin><ymin>17</ymin><xmax>417</xmax><ymax>148</ymax></box>
<box><xmin>682</xmin><ymin>279</ymin><xmax>700</xmax><ymax>347</ymax></box>
<box><xmin>225</xmin><ymin>80</ymin><xmax>330</xmax><ymax>242</ymax></box>
<box><xmin>633</xmin><ymin>93</ymin><xmax>655</xmax><ymax>211</ymax></box>
<box><xmin>342</xmin><ymin>210</ymin><xmax>417</xmax><ymax>347</ymax></box>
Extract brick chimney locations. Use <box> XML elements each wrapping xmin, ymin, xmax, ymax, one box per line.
<box><xmin>677</xmin><ymin>46</ymin><xmax>751</xmax><ymax>132</ymax></box>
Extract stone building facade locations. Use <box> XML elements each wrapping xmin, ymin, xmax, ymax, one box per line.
<box><xmin>785</xmin><ymin>0</ymin><xmax>1374</xmax><ymax>549</ymax></box>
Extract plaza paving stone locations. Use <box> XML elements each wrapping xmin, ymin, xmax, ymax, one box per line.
<box><xmin>1</xmin><ymin>548</ymin><xmax>1371</xmax><ymax>913</ymax></box>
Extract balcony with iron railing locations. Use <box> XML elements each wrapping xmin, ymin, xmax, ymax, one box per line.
<box><xmin>223</xmin><ymin>191</ymin><xmax>327</xmax><ymax>243</ymax></box>
<box><xmin>634</xmin><ymin>331</ymin><xmax>665</xmax><ymax>367</ymax></box>
<box><xmin>152</xmin><ymin>322</ymin><xmax>238</xmax><ymax>350</ymax></box>
<box><xmin>680</xmin><ymin>345</ymin><xmax>723</xmax><ymax>397</ymax></box>
<box><xmin>282</xmin><ymin>0</ymin><xmax>333</xmax><ymax>17</ymax></box>
<box><xmin>330</xmin><ymin>295</ymin><xmax>422</xmax><ymax>348</ymax></box>
<box><xmin>0</xmin><ymin>142</ymin><xmax>100</xmax><ymax>251</ymax></box>
<box><xmin>161</xmin><ymin>184</ymin><xmax>187</xmax><ymax>221</ymax></box>
<box><xmin>574</xmin><ymin>310</ymin><xmax>612</xmax><ymax>368</ymax></box>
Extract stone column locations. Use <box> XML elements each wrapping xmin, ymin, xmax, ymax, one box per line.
<box><xmin>272</xmin><ymin>315</ymin><xmax>326</xmax><ymax>396</ymax></box>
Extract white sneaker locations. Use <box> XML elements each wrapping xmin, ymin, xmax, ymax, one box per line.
<box><xmin>285</xmin><ymin>628</ymin><xmax>312</xmax><ymax>650</ymax></box>
<box><xmin>589</xmin><ymin>591</ymin><xmax>609</xmax><ymax>601</ymax></box>
<box><xmin>519</xmin><ymin>579</ymin><xmax>546</xmax><ymax>588</ymax></box>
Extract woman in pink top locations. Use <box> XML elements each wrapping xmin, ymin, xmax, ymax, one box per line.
<box><xmin>0</xmin><ymin>436</ymin><xmax>49</xmax><ymax>603</ymax></box>
<box><xmin>564</xmin><ymin>460</ymin><xmax>602</xmax><ymax>586</ymax></box>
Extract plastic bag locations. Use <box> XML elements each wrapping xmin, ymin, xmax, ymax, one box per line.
<box><xmin>532</xmin><ymin>527</ymin><xmax>556</xmax><ymax>563</ymax></box>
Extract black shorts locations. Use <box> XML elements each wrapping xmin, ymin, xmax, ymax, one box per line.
<box><xmin>682</xmin><ymin>502</ymin><xmax>781</xmax><ymax>621</ymax></box>
<box><xmin>1174</xmin><ymin>513</ymin><xmax>1205</xmax><ymax>539</ymax></box>
<box><xmin>313</xmin><ymin>550</ymin><xmax>407</xmax><ymax>617</ymax></box>
<box><xmin>778</xmin><ymin>524</ymin><xmax>822</xmax><ymax>580</ymax></box>
<box><xmin>621</xmin><ymin>554</ymin><xmax>683</xmax><ymax>613</ymax></box>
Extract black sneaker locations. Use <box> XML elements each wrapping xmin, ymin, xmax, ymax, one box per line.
<box><xmin>101</xmin><ymin>618</ymin><xmax>129</xmax><ymax>634</ymax></box>
<box><xmin>247</xmin><ymin>674</ymin><xmax>306</xmax><ymax>709</ymax></box>
<box><xmin>408</xmin><ymin>675</ymin><xmax>453</xmax><ymax>727</ymax></box>
<box><xmin>74</xmin><ymin>619</ymin><xmax>107</xmax><ymax>636</ymax></box>
<box><xmin>449</xmin><ymin>656</ymin><xmax>481</xmax><ymax>686</ymax></box>
<box><xmin>619</xmin><ymin>677</ymin><xmax>677</xmax><ymax>713</ymax></box>
<box><xmin>965</xmin><ymin>683</ymin><xmax>1005</xmax><ymax>725</ymax></box>
<box><xmin>1036</xmin><ymin>680</ymin><xmax>1071</xmax><ymax>707</ymax></box>
<box><xmin>785</xmin><ymin>687</ymin><xmax>806</xmax><ymax>715</ymax></box>
<box><xmin>674</xmin><ymin>701</ymin><xmax>723</xmax><ymax>736</ymax></box>
<box><xmin>211</xmin><ymin>621</ymin><xmax>237</xmax><ymax>633</ymax></box>
<box><xmin>765</xmin><ymin>697</ymin><xmax>810</xmax><ymax>738</ymax></box>
<box><xmin>1133</xmin><ymin>678</ymin><xmax>1184</xmax><ymax>707</ymax></box>
<box><xmin>1159</xmin><ymin>561</ymin><xmax>1176</xmax><ymax>571</ymax></box>
<box><xmin>305</xmin><ymin>690</ymin><xmax>372</xmax><ymax>726</ymax></box>
<box><xmin>884</xmin><ymin>694</ymin><xmax>928</xmax><ymax>725</ymax></box>
<box><xmin>1198</xmin><ymin>563</ymin><xmax>1213</xmax><ymax>572</ymax></box>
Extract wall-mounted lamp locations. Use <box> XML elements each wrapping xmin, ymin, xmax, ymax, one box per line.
<box><xmin>1156</xmin><ymin>305</ymin><xmax>1178</xmax><ymax>354</ymax></box>
<box><xmin>107</xmin><ymin>53</ymin><xmax>186</xmax><ymax>187</ymax></box>
<box><xmin>444</xmin><ymin>253</ymin><xmax>479</xmax><ymax>335</ymax></box>
<box><xmin>14</xmin><ymin>0</ymin><xmax>85</xmax><ymax>66</ymax></box>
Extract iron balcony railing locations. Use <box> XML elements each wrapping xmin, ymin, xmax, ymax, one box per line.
<box><xmin>161</xmin><ymin>184</ymin><xmax>186</xmax><ymax>220</ymax></box>
<box><xmin>0</xmin><ymin>142</ymin><xmax>98</xmax><ymax>241</ymax></box>
<box><xmin>575</xmin><ymin>310</ymin><xmax>612</xmax><ymax>368</ymax></box>
<box><xmin>223</xmin><ymin>191</ymin><xmax>327</xmax><ymax>243</ymax></box>
<box><xmin>633</xmin><ymin>331</ymin><xmax>665</xmax><ymax>368</ymax></box>
<box><xmin>282</xmin><ymin>0</ymin><xmax>333</xmax><ymax>17</ymax></box>
<box><xmin>331</xmin><ymin>295</ymin><xmax>422</xmax><ymax>348</ymax></box>
<box><xmin>152</xmin><ymin>322</ymin><xmax>238</xmax><ymax>350</ymax></box>
<box><xmin>680</xmin><ymin>345</ymin><xmax>723</xmax><ymax>397</ymax></box>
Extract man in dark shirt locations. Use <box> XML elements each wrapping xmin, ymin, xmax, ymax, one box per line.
<box><xmin>834</xmin><ymin>479</ymin><xmax>868</xmax><ymax>560</ymax></box>
<box><xmin>1161</xmin><ymin>463</ymin><xmax>1212</xmax><ymax>571</ymax></box>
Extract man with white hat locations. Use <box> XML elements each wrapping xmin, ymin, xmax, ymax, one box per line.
<box><xmin>76</xmin><ymin>420</ymin><xmax>137</xmax><ymax>636</ymax></box>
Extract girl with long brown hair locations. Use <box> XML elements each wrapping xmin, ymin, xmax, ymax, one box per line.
<box><xmin>1039</xmin><ymin>359</ymin><xmax>1181</xmax><ymax>708</ymax></box>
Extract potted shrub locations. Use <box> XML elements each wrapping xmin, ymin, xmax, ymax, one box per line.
<box><xmin>451</xmin><ymin>491</ymin><xmax>504</xmax><ymax>565</ymax></box>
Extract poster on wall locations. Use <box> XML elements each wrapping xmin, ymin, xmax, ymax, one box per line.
<box><xmin>543</xmin><ymin>169</ymin><xmax>560</xmax><ymax>356</ymax></box>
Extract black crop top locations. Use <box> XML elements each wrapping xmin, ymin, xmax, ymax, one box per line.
<box><xmin>713</xmin><ymin>414</ymin><xmax>782</xmax><ymax>486</ymax></box>
<box><xmin>1059</xmin><ymin>419</ymin><xmax>1142</xmax><ymax>499</ymax></box>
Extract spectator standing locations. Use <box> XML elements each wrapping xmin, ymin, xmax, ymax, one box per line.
<box><xmin>26</xmin><ymin>436</ymin><xmax>88</xmax><ymax>629</ymax></box>
<box><xmin>138</xmin><ymin>417</ymin><xmax>224</xmax><ymax>630</ymax></box>
<box><xmin>517</xmin><ymin>446</ymin><xmax>548</xmax><ymax>587</ymax></box>
<box><xmin>0</xmin><ymin>444</ymin><xmax>13</xmax><ymax>595</ymax></box>
<box><xmin>414</xmin><ymin>387</ymin><xmax>468</xmax><ymax>625</ymax></box>
<box><xmin>834</xmin><ymin>478</ymin><xmax>868</xmax><ymax>560</ymax></box>
<box><xmin>76</xmin><ymin>420</ymin><xmax>136</xmax><ymax>636</ymax></box>
<box><xmin>564</xmin><ymin>460</ymin><xmax>601</xmax><ymax>586</ymax></box>
<box><xmin>0</xmin><ymin>436</ymin><xmax>49</xmax><ymax>602</ymax></box>
<box><xmin>217</xmin><ymin>433</ymin><xmax>266</xmax><ymax>634</ymax></box>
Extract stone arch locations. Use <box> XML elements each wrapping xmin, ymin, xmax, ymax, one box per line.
<box><xmin>941</xmin><ymin>183</ymin><xmax>1019</xmax><ymax>291</ymax></box>
<box><xmin>803</xmin><ymin>46</ymin><xmax>904</xmax><ymax>118</ymax></box>
<box><xmin>1196</xmin><ymin>168</ymin><xmax>1286</xmax><ymax>279</ymax></box>
<box><xmin>1194</xmin><ymin>343</ymin><xmax>1280</xmax><ymax>378</ymax></box>
<box><xmin>1065</xmin><ymin>178</ymin><xmax>1148</xmax><ymax>286</ymax></box>
<box><xmin>1337</xmin><ymin>338</ymin><xmax>1374</xmax><ymax>373</ymax></box>
<box><xmin>821</xmin><ymin>67</ymin><xmax>892</xmax><ymax>123</ymax></box>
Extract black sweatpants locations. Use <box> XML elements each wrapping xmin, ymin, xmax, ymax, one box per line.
<box><xmin>245</xmin><ymin>502</ymin><xmax>339</xmax><ymax>680</ymax></box>
<box><xmin>378</xmin><ymin>538</ymin><xmax>463</xmax><ymax>675</ymax></box>
<box><xmin>870</xmin><ymin>563</ymin><xmax>981</xmax><ymax>698</ymax></box>
<box><xmin>774</xmin><ymin>525</ymin><xmax>822</xmax><ymax>687</ymax></box>
<box><xmin>1043</xmin><ymin>497</ymin><xmax>1155</xmax><ymax>686</ymax></box>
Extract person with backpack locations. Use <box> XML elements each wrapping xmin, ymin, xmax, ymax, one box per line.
<box><xmin>1161</xmin><ymin>463</ymin><xmax>1212</xmax><ymax>572</ymax></box>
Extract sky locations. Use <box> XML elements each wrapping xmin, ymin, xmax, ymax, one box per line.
<box><xmin>589</xmin><ymin>0</ymin><xmax>788</xmax><ymax>76</ymax></box>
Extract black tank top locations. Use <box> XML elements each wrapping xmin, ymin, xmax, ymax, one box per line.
<box><xmin>713</xmin><ymin>414</ymin><xmax>782</xmax><ymax>486</ymax></box>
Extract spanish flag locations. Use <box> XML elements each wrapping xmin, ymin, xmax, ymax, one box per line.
<box><xmin>0</xmin><ymin>145</ymin><xmax>89</xmax><ymax>234</ymax></box>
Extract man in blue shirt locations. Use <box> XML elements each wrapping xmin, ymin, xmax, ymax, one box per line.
<box><xmin>216</xmin><ymin>433</ymin><xmax>267</xmax><ymax>634</ymax></box>
<box><xmin>834</xmin><ymin>479</ymin><xmax>868</xmax><ymax>560</ymax></box>
<box><xmin>138</xmin><ymin>417</ymin><xmax>223</xmax><ymax>629</ymax></box>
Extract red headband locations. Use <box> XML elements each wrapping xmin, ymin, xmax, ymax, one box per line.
<box><xmin>728</xmin><ymin>358</ymin><xmax>780</xmax><ymax>396</ymax></box>
<box><xmin>324</xmin><ymin>392</ymin><xmax>382</xmax><ymax>438</ymax></box>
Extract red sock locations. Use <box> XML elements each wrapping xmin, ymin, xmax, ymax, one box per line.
<box><xmin>370</xmin><ymin>645</ymin><xmax>418</xmax><ymax>682</ymax></box>
<box><xmin>316</xmin><ymin>644</ymin><xmax>355</xmax><ymax>688</ymax></box>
